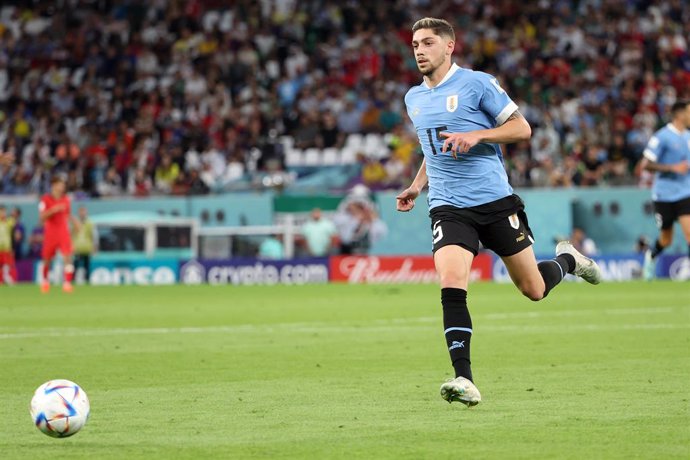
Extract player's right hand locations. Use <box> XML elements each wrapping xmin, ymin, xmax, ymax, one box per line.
<box><xmin>396</xmin><ymin>186</ymin><xmax>420</xmax><ymax>212</ymax></box>
<box><xmin>672</xmin><ymin>160</ymin><xmax>688</xmax><ymax>175</ymax></box>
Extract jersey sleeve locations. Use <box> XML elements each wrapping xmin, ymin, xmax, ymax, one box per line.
<box><xmin>643</xmin><ymin>134</ymin><xmax>663</xmax><ymax>162</ymax></box>
<box><xmin>38</xmin><ymin>197</ymin><xmax>47</xmax><ymax>213</ymax></box>
<box><xmin>474</xmin><ymin>72</ymin><xmax>518</xmax><ymax>126</ymax></box>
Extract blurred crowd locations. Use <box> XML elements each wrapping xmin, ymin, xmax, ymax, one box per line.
<box><xmin>0</xmin><ymin>0</ymin><xmax>688</xmax><ymax>197</ymax></box>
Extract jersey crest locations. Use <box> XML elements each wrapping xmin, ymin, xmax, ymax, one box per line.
<box><xmin>446</xmin><ymin>94</ymin><xmax>458</xmax><ymax>112</ymax></box>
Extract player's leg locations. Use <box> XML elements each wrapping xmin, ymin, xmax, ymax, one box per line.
<box><xmin>655</xmin><ymin>228</ymin><xmax>674</xmax><ymax>254</ymax></box>
<box><xmin>5</xmin><ymin>251</ymin><xmax>16</xmax><ymax>284</ymax></box>
<box><xmin>75</xmin><ymin>254</ymin><xmax>87</xmax><ymax>284</ymax></box>
<box><xmin>8</xmin><ymin>252</ymin><xmax>17</xmax><ymax>284</ymax></box>
<box><xmin>0</xmin><ymin>252</ymin><xmax>7</xmax><ymax>284</ymax></box>
<box><xmin>84</xmin><ymin>254</ymin><xmax>91</xmax><ymax>284</ymax></box>
<box><xmin>435</xmin><ymin>244</ymin><xmax>481</xmax><ymax>406</ymax></box>
<box><xmin>62</xmin><ymin>254</ymin><xmax>75</xmax><ymax>292</ymax></box>
<box><xmin>40</xmin><ymin>256</ymin><xmax>52</xmax><ymax>293</ymax></box>
<box><xmin>40</xmin><ymin>240</ymin><xmax>57</xmax><ymax>293</ymax></box>
<box><xmin>650</xmin><ymin>203</ymin><xmax>676</xmax><ymax>257</ymax></box>
<box><xmin>644</xmin><ymin>203</ymin><xmax>676</xmax><ymax>280</ymax></box>
<box><xmin>430</xmin><ymin>211</ymin><xmax>482</xmax><ymax>406</ymax></box>
<box><xmin>58</xmin><ymin>235</ymin><xmax>75</xmax><ymax>292</ymax></box>
<box><xmin>679</xmin><ymin>214</ymin><xmax>690</xmax><ymax>260</ymax></box>
<box><xmin>486</xmin><ymin>207</ymin><xmax>599</xmax><ymax>299</ymax></box>
<box><xmin>502</xmin><ymin>246</ymin><xmax>545</xmax><ymax>300</ymax></box>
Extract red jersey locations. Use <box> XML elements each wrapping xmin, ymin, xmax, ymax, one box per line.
<box><xmin>39</xmin><ymin>194</ymin><xmax>71</xmax><ymax>236</ymax></box>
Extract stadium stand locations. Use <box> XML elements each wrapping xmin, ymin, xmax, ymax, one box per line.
<box><xmin>0</xmin><ymin>0</ymin><xmax>689</xmax><ymax>196</ymax></box>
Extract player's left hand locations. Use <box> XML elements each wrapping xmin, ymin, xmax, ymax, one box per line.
<box><xmin>440</xmin><ymin>132</ymin><xmax>482</xmax><ymax>158</ymax></box>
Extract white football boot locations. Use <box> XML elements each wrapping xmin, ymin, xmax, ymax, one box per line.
<box><xmin>556</xmin><ymin>241</ymin><xmax>602</xmax><ymax>285</ymax></box>
<box><xmin>440</xmin><ymin>376</ymin><xmax>481</xmax><ymax>407</ymax></box>
<box><xmin>642</xmin><ymin>249</ymin><xmax>656</xmax><ymax>281</ymax></box>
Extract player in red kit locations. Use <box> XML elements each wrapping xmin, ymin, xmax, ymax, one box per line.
<box><xmin>39</xmin><ymin>176</ymin><xmax>78</xmax><ymax>293</ymax></box>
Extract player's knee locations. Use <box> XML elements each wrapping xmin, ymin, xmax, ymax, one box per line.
<box><xmin>519</xmin><ymin>282</ymin><xmax>545</xmax><ymax>301</ymax></box>
<box><xmin>438</xmin><ymin>269</ymin><xmax>468</xmax><ymax>288</ymax></box>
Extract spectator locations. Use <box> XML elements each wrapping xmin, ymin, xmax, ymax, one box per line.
<box><xmin>72</xmin><ymin>207</ymin><xmax>97</xmax><ymax>284</ymax></box>
<box><xmin>319</xmin><ymin>112</ymin><xmax>345</xmax><ymax>149</ymax></box>
<box><xmin>128</xmin><ymin>168</ymin><xmax>153</xmax><ymax>197</ymax></box>
<box><xmin>570</xmin><ymin>228</ymin><xmax>598</xmax><ymax>256</ymax></box>
<box><xmin>301</xmin><ymin>208</ymin><xmax>337</xmax><ymax>257</ymax></box>
<box><xmin>0</xmin><ymin>1</ymin><xmax>688</xmax><ymax>196</ymax></box>
<box><xmin>580</xmin><ymin>144</ymin><xmax>606</xmax><ymax>186</ymax></box>
<box><xmin>361</xmin><ymin>156</ymin><xmax>387</xmax><ymax>188</ymax></box>
<box><xmin>11</xmin><ymin>207</ymin><xmax>25</xmax><ymax>260</ymax></box>
<box><xmin>97</xmin><ymin>167</ymin><xmax>123</xmax><ymax>197</ymax></box>
<box><xmin>27</xmin><ymin>225</ymin><xmax>44</xmax><ymax>260</ymax></box>
<box><xmin>333</xmin><ymin>188</ymin><xmax>388</xmax><ymax>254</ymax></box>
<box><xmin>154</xmin><ymin>154</ymin><xmax>180</xmax><ymax>193</ymax></box>
<box><xmin>258</xmin><ymin>234</ymin><xmax>284</xmax><ymax>260</ymax></box>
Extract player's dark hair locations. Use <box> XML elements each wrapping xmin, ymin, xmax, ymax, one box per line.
<box><xmin>412</xmin><ymin>18</ymin><xmax>455</xmax><ymax>41</ymax></box>
<box><xmin>670</xmin><ymin>100</ymin><xmax>689</xmax><ymax>116</ymax></box>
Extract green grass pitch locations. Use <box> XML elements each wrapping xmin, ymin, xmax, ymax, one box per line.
<box><xmin>1</xmin><ymin>281</ymin><xmax>689</xmax><ymax>459</ymax></box>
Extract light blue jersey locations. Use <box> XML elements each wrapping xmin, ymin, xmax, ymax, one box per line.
<box><xmin>405</xmin><ymin>63</ymin><xmax>518</xmax><ymax>209</ymax></box>
<box><xmin>643</xmin><ymin>124</ymin><xmax>690</xmax><ymax>202</ymax></box>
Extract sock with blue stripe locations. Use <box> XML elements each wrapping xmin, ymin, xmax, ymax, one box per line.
<box><xmin>538</xmin><ymin>254</ymin><xmax>575</xmax><ymax>298</ymax></box>
<box><xmin>441</xmin><ymin>287</ymin><xmax>473</xmax><ymax>381</ymax></box>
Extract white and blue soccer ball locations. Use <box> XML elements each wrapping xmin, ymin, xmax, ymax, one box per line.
<box><xmin>30</xmin><ymin>379</ymin><xmax>90</xmax><ymax>438</ymax></box>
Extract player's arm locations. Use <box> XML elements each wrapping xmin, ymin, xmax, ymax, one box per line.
<box><xmin>441</xmin><ymin>110</ymin><xmax>531</xmax><ymax>157</ymax></box>
<box><xmin>639</xmin><ymin>135</ymin><xmax>689</xmax><ymax>175</ymax></box>
<box><xmin>38</xmin><ymin>202</ymin><xmax>66</xmax><ymax>223</ymax></box>
<box><xmin>70</xmin><ymin>215</ymin><xmax>81</xmax><ymax>231</ymax></box>
<box><xmin>639</xmin><ymin>157</ymin><xmax>688</xmax><ymax>175</ymax></box>
<box><xmin>396</xmin><ymin>158</ymin><xmax>427</xmax><ymax>212</ymax></box>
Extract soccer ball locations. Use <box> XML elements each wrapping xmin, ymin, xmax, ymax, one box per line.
<box><xmin>30</xmin><ymin>379</ymin><xmax>90</xmax><ymax>438</ymax></box>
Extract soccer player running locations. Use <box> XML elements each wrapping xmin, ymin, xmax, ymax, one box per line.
<box><xmin>640</xmin><ymin>101</ymin><xmax>690</xmax><ymax>280</ymax></box>
<box><xmin>39</xmin><ymin>176</ymin><xmax>78</xmax><ymax>293</ymax></box>
<box><xmin>396</xmin><ymin>18</ymin><xmax>602</xmax><ymax>407</ymax></box>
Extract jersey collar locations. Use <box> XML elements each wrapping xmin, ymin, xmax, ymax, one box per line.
<box><xmin>423</xmin><ymin>63</ymin><xmax>460</xmax><ymax>89</ymax></box>
<box><xmin>667</xmin><ymin>123</ymin><xmax>683</xmax><ymax>135</ymax></box>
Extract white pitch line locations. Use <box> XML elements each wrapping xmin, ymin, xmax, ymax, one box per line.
<box><xmin>0</xmin><ymin>305</ymin><xmax>683</xmax><ymax>334</ymax></box>
<box><xmin>481</xmin><ymin>306</ymin><xmax>680</xmax><ymax>320</ymax></box>
<box><xmin>0</xmin><ymin>306</ymin><xmax>685</xmax><ymax>340</ymax></box>
<box><xmin>0</xmin><ymin>321</ymin><xmax>688</xmax><ymax>340</ymax></box>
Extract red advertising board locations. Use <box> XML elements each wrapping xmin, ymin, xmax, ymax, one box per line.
<box><xmin>330</xmin><ymin>254</ymin><xmax>492</xmax><ymax>284</ymax></box>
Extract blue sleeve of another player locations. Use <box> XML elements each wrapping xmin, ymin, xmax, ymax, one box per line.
<box><xmin>474</xmin><ymin>72</ymin><xmax>518</xmax><ymax>126</ymax></box>
<box><xmin>643</xmin><ymin>132</ymin><xmax>664</xmax><ymax>162</ymax></box>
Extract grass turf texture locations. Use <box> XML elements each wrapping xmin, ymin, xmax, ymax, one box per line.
<box><xmin>1</xmin><ymin>282</ymin><xmax>688</xmax><ymax>459</ymax></box>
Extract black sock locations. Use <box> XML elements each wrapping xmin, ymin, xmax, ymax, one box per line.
<box><xmin>441</xmin><ymin>288</ymin><xmax>473</xmax><ymax>381</ymax></box>
<box><xmin>651</xmin><ymin>239</ymin><xmax>665</xmax><ymax>259</ymax></box>
<box><xmin>537</xmin><ymin>254</ymin><xmax>574</xmax><ymax>298</ymax></box>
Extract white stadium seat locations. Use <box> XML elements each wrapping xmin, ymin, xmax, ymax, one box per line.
<box><xmin>303</xmin><ymin>148</ymin><xmax>320</xmax><ymax>166</ymax></box>
<box><xmin>285</xmin><ymin>149</ymin><xmax>303</xmax><ymax>167</ymax></box>
<box><xmin>322</xmin><ymin>148</ymin><xmax>339</xmax><ymax>165</ymax></box>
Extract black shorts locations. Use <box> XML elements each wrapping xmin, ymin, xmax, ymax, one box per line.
<box><xmin>429</xmin><ymin>194</ymin><xmax>534</xmax><ymax>257</ymax></box>
<box><xmin>654</xmin><ymin>196</ymin><xmax>690</xmax><ymax>230</ymax></box>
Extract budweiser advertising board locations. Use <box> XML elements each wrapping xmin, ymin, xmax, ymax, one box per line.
<box><xmin>330</xmin><ymin>254</ymin><xmax>492</xmax><ymax>284</ymax></box>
